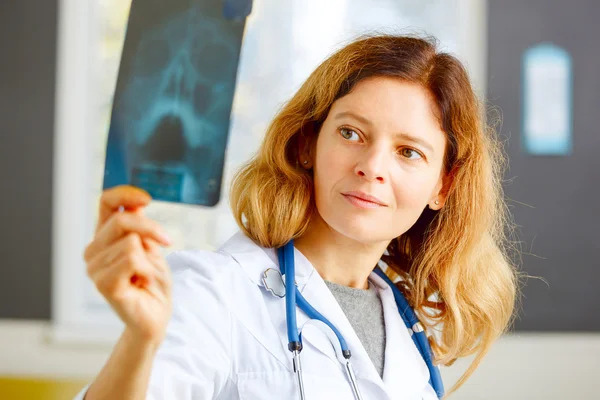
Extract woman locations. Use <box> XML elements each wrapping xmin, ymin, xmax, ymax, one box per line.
<box><xmin>77</xmin><ymin>34</ymin><xmax>519</xmax><ymax>399</ymax></box>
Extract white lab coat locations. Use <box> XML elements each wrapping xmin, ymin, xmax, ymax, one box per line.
<box><xmin>75</xmin><ymin>231</ymin><xmax>438</xmax><ymax>399</ymax></box>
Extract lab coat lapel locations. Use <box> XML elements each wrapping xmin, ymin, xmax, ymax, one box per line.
<box><xmin>370</xmin><ymin>272</ymin><xmax>429</xmax><ymax>396</ymax></box>
<box><xmin>219</xmin><ymin>233</ymin><xmax>292</xmax><ymax>371</ymax></box>
<box><xmin>219</xmin><ymin>232</ymin><xmax>314</xmax><ymax>373</ymax></box>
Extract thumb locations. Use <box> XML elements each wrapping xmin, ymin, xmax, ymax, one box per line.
<box><xmin>97</xmin><ymin>185</ymin><xmax>152</xmax><ymax>232</ymax></box>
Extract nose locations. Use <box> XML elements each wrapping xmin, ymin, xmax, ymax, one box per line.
<box><xmin>354</xmin><ymin>146</ymin><xmax>387</xmax><ymax>183</ymax></box>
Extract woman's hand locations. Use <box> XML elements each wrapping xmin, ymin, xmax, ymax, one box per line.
<box><xmin>84</xmin><ymin>185</ymin><xmax>173</xmax><ymax>346</ymax></box>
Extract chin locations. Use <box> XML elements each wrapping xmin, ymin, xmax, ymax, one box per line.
<box><xmin>330</xmin><ymin>218</ymin><xmax>396</xmax><ymax>246</ymax></box>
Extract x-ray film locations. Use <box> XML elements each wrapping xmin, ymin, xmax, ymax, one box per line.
<box><xmin>103</xmin><ymin>0</ymin><xmax>252</xmax><ymax>206</ymax></box>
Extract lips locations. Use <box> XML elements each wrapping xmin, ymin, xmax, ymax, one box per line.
<box><xmin>341</xmin><ymin>191</ymin><xmax>387</xmax><ymax>206</ymax></box>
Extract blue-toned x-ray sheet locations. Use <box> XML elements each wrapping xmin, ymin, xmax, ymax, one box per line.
<box><xmin>103</xmin><ymin>0</ymin><xmax>249</xmax><ymax>206</ymax></box>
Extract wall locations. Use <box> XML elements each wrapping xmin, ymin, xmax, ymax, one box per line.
<box><xmin>0</xmin><ymin>0</ymin><xmax>58</xmax><ymax>320</ymax></box>
<box><xmin>488</xmin><ymin>0</ymin><xmax>600</xmax><ymax>332</ymax></box>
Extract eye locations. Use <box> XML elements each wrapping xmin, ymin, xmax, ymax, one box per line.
<box><xmin>339</xmin><ymin>127</ymin><xmax>360</xmax><ymax>141</ymax></box>
<box><xmin>398</xmin><ymin>147</ymin><xmax>424</xmax><ymax>160</ymax></box>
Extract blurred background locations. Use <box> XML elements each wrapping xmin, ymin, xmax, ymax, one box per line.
<box><xmin>1</xmin><ymin>0</ymin><xmax>598</xmax><ymax>398</ymax></box>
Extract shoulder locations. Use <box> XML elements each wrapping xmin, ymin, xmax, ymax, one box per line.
<box><xmin>164</xmin><ymin>231</ymin><xmax>277</xmax><ymax>306</ymax></box>
<box><xmin>164</xmin><ymin>246</ymin><xmax>240</xmax><ymax>313</ymax></box>
<box><xmin>166</xmin><ymin>247</ymin><xmax>236</xmax><ymax>281</ymax></box>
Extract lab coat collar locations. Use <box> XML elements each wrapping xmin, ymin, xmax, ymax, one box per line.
<box><xmin>219</xmin><ymin>231</ymin><xmax>316</xmax><ymax>291</ymax></box>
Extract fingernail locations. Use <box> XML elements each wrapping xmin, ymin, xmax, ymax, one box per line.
<box><xmin>160</xmin><ymin>233</ymin><xmax>172</xmax><ymax>245</ymax></box>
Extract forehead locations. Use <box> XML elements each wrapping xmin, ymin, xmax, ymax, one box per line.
<box><xmin>328</xmin><ymin>77</ymin><xmax>445</xmax><ymax>140</ymax></box>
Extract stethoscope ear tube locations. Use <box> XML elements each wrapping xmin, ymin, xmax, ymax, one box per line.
<box><xmin>292</xmin><ymin>349</ymin><xmax>306</xmax><ymax>400</ymax></box>
<box><xmin>345</xmin><ymin>360</ymin><xmax>364</xmax><ymax>400</ymax></box>
<box><xmin>299</xmin><ymin>319</ymin><xmax>348</xmax><ymax>365</ymax></box>
<box><xmin>298</xmin><ymin>319</ymin><xmax>364</xmax><ymax>400</ymax></box>
<box><xmin>295</xmin><ymin>287</ymin><xmax>349</xmax><ymax>352</ymax></box>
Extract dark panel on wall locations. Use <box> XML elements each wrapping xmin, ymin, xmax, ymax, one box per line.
<box><xmin>0</xmin><ymin>1</ymin><xmax>59</xmax><ymax>319</ymax></box>
<box><xmin>488</xmin><ymin>0</ymin><xmax>600</xmax><ymax>331</ymax></box>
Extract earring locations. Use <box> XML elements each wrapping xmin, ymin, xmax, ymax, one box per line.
<box><xmin>303</xmin><ymin>160</ymin><xmax>308</xmax><ymax>165</ymax></box>
<box><xmin>434</xmin><ymin>200</ymin><xmax>439</xmax><ymax>205</ymax></box>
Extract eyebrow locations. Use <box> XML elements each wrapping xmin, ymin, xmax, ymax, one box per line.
<box><xmin>333</xmin><ymin>111</ymin><xmax>435</xmax><ymax>154</ymax></box>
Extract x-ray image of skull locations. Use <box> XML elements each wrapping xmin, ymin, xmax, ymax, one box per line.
<box><xmin>113</xmin><ymin>4</ymin><xmax>242</xmax><ymax>205</ymax></box>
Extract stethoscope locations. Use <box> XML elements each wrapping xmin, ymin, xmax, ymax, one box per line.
<box><xmin>266</xmin><ymin>240</ymin><xmax>445</xmax><ymax>400</ymax></box>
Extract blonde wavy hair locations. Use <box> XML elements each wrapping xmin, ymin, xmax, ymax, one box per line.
<box><xmin>230</xmin><ymin>34</ymin><xmax>520</xmax><ymax>397</ymax></box>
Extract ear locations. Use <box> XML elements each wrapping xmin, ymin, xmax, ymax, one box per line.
<box><xmin>296</xmin><ymin>125</ymin><xmax>316</xmax><ymax>169</ymax></box>
<box><xmin>428</xmin><ymin>166</ymin><xmax>456</xmax><ymax>210</ymax></box>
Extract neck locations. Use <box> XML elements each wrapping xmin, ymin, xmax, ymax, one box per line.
<box><xmin>294</xmin><ymin>215</ymin><xmax>390</xmax><ymax>289</ymax></box>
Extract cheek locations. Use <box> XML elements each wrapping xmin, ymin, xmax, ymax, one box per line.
<box><xmin>391</xmin><ymin>172</ymin><xmax>436</xmax><ymax>210</ymax></box>
<box><xmin>313</xmin><ymin>158</ymin><xmax>337</xmax><ymax>203</ymax></box>
<box><xmin>314</xmin><ymin>142</ymin><xmax>350</xmax><ymax>191</ymax></box>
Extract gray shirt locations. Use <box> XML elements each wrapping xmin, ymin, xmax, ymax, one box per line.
<box><xmin>324</xmin><ymin>280</ymin><xmax>386</xmax><ymax>377</ymax></box>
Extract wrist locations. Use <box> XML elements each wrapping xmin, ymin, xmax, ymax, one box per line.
<box><xmin>121</xmin><ymin>327</ymin><xmax>164</xmax><ymax>355</ymax></box>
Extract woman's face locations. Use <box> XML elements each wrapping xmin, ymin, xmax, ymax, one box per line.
<box><xmin>306</xmin><ymin>77</ymin><xmax>449</xmax><ymax>245</ymax></box>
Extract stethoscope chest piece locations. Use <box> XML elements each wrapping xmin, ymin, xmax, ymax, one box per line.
<box><xmin>262</xmin><ymin>268</ymin><xmax>286</xmax><ymax>298</ymax></box>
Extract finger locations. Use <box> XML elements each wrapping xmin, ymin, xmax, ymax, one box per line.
<box><xmin>140</xmin><ymin>237</ymin><xmax>171</xmax><ymax>280</ymax></box>
<box><xmin>142</xmin><ymin>237</ymin><xmax>164</xmax><ymax>258</ymax></box>
<box><xmin>98</xmin><ymin>211</ymin><xmax>171</xmax><ymax>246</ymax></box>
<box><xmin>86</xmin><ymin>232</ymin><xmax>142</xmax><ymax>278</ymax></box>
<box><xmin>140</xmin><ymin>238</ymin><xmax>172</xmax><ymax>297</ymax></box>
<box><xmin>93</xmin><ymin>250</ymin><xmax>157</xmax><ymax>300</ymax></box>
<box><xmin>85</xmin><ymin>212</ymin><xmax>171</xmax><ymax>261</ymax></box>
<box><xmin>145</xmin><ymin>251</ymin><xmax>172</xmax><ymax>299</ymax></box>
<box><xmin>86</xmin><ymin>233</ymin><xmax>170</xmax><ymax>284</ymax></box>
<box><xmin>97</xmin><ymin>185</ymin><xmax>152</xmax><ymax>233</ymax></box>
<box><xmin>88</xmin><ymin>234</ymin><xmax>155</xmax><ymax>290</ymax></box>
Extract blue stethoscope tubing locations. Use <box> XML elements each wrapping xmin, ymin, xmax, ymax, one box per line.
<box><xmin>278</xmin><ymin>240</ymin><xmax>444</xmax><ymax>399</ymax></box>
<box><xmin>372</xmin><ymin>268</ymin><xmax>444</xmax><ymax>398</ymax></box>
